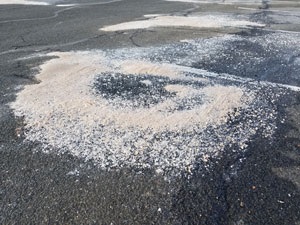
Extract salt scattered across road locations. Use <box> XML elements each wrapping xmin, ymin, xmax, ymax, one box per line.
<box><xmin>100</xmin><ymin>15</ymin><xmax>265</xmax><ymax>32</ymax></box>
<box><xmin>11</xmin><ymin>35</ymin><xmax>285</xmax><ymax>175</ymax></box>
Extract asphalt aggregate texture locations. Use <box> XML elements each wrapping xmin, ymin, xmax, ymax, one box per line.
<box><xmin>1</xmin><ymin>0</ymin><xmax>300</xmax><ymax>224</ymax></box>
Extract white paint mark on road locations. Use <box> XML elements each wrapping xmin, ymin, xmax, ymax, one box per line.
<box><xmin>55</xmin><ymin>0</ymin><xmax>122</xmax><ymax>7</ymax></box>
<box><xmin>0</xmin><ymin>0</ymin><xmax>49</xmax><ymax>5</ymax></box>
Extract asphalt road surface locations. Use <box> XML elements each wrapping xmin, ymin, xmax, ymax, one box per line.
<box><xmin>1</xmin><ymin>0</ymin><xmax>300</xmax><ymax>224</ymax></box>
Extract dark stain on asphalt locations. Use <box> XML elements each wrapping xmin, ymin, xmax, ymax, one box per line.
<box><xmin>93</xmin><ymin>72</ymin><xmax>206</xmax><ymax>108</ymax></box>
<box><xmin>94</xmin><ymin>73</ymin><xmax>175</xmax><ymax>107</ymax></box>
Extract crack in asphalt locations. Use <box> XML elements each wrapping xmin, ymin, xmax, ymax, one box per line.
<box><xmin>0</xmin><ymin>33</ymin><xmax>111</xmax><ymax>56</ymax></box>
<box><xmin>0</xmin><ymin>0</ymin><xmax>122</xmax><ymax>24</ymax></box>
<box><xmin>129</xmin><ymin>30</ymin><xmax>143</xmax><ymax>47</ymax></box>
<box><xmin>0</xmin><ymin>6</ymin><xmax>77</xmax><ymax>24</ymax></box>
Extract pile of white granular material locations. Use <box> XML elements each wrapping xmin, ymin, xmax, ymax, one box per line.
<box><xmin>11</xmin><ymin>43</ymin><xmax>280</xmax><ymax>174</ymax></box>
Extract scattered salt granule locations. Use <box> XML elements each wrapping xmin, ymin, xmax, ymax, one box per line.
<box><xmin>11</xmin><ymin>40</ymin><xmax>281</xmax><ymax>174</ymax></box>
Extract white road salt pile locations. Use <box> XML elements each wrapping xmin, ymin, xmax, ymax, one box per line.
<box><xmin>0</xmin><ymin>0</ymin><xmax>49</xmax><ymax>5</ymax></box>
<box><xmin>100</xmin><ymin>15</ymin><xmax>264</xmax><ymax>32</ymax></box>
<box><xmin>11</xmin><ymin>36</ymin><xmax>284</xmax><ymax>174</ymax></box>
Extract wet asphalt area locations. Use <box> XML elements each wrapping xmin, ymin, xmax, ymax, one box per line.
<box><xmin>1</xmin><ymin>0</ymin><xmax>300</xmax><ymax>224</ymax></box>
